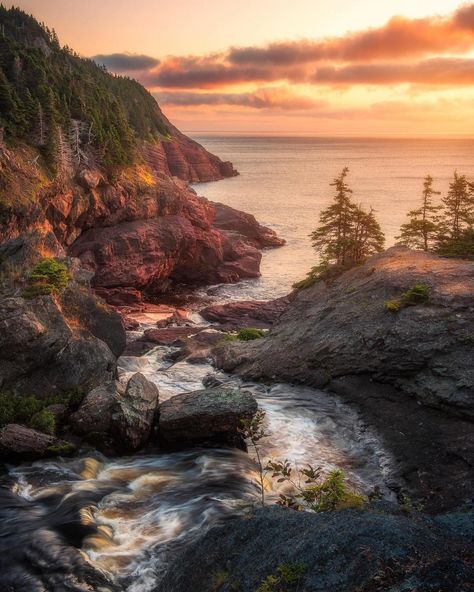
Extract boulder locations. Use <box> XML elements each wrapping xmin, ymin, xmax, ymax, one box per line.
<box><xmin>69</xmin><ymin>382</ymin><xmax>117</xmax><ymax>437</ymax></box>
<box><xmin>112</xmin><ymin>372</ymin><xmax>159</xmax><ymax>451</ymax></box>
<box><xmin>156</xmin><ymin>505</ymin><xmax>474</xmax><ymax>592</ymax></box>
<box><xmin>0</xmin><ymin>424</ymin><xmax>65</xmax><ymax>460</ymax></box>
<box><xmin>159</xmin><ymin>387</ymin><xmax>258</xmax><ymax>449</ymax></box>
<box><xmin>70</xmin><ymin>373</ymin><xmax>159</xmax><ymax>452</ymax></box>
<box><xmin>76</xmin><ymin>169</ymin><xmax>104</xmax><ymax>190</ymax></box>
<box><xmin>200</xmin><ymin>296</ymin><xmax>292</xmax><ymax>329</ymax></box>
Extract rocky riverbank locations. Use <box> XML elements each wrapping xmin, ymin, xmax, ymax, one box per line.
<box><xmin>214</xmin><ymin>247</ymin><xmax>474</xmax><ymax>512</ymax></box>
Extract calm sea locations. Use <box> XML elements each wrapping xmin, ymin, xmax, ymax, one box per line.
<box><xmin>191</xmin><ymin>135</ymin><xmax>474</xmax><ymax>300</ymax></box>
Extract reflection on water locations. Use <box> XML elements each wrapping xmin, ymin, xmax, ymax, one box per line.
<box><xmin>6</xmin><ymin>337</ymin><xmax>396</xmax><ymax>591</ymax></box>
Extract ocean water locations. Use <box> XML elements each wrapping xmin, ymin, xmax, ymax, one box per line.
<box><xmin>191</xmin><ymin>135</ymin><xmax>474</xmax><ymax>300</ymax></box>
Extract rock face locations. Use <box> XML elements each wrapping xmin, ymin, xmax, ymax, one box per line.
<box><xmin>213</xmin><ymin>202</ymin><xmax>285</xmax><ymax>248</ymax></box>
<box><xmin>0</xmin><ymin>287</ymin><xmax>122</xmax><ymax>397</ymax></box>
<box><xmin>70</xmin><ymin>372</ymin><xmax>159</xmax><ymax>452</ymax></box>
<box><xmin>200</xmin><ymin>296</ymin><xmax>292</xmax><ymax>329</ymax></box>
<box><xmin>159</xmin><ymin>388</ymin><xmax>258</xmax><ymax>449</ymax></box>
<box><xmin>219</xmin><ymin>248</ymin><xmax>474</xmax><ymax>417</ymax></box>
<box><xmin>156</xmin><ymin>505</ymin><xmax>474</xmax><ymax>592</ymax></box>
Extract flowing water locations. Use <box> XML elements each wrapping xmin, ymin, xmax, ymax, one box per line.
<box><xmin>5</xmin><ymin>135</ymin><xmax>467</xmax><ymax>589</ymax></box>
<box><xmin>6</xmin><ymin>322</ymin><xmax>396</xmax><ymax>591</ymax></box>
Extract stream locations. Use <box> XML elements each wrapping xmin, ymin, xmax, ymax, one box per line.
<box><xmin>3</xmin><ymin>300</ymin><xmax>398</xmax><ymax>591</ymax></box>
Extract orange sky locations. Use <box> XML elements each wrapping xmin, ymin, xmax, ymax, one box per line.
<box><xmin>8</xmin><ymin>1</ymin><xmax>474</xmax><ymax>136</ymax></box>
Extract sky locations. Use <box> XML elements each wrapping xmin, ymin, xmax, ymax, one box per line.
<box><xmin>7</xmin><ymin>1</ymin><xmax>474</xmax><ymax>136</ymax></box>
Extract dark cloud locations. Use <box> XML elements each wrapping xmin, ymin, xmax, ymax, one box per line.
<box><xmin>155</xmin><ymin>88</ymin><xmax>322</xmax><ymax>110</ymax></box>
<box><xmin>92</xmin><ymin>53</ymin><xmax>160</xmax><ymax>72</ymax></box>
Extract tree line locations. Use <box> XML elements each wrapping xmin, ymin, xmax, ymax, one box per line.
<box><xmin>397</xmin><ymin>172</ymin><xmax>474</xmax><ymax>260</ymax></box>
<box><xmin>297</xmin><ymin>167</ymin><xmax>473</xmax><ymax>289</ymax></box>
<box><xmin>0</xmin><ymin>6</ymin><xmax>170</xmax><ymax>174</ymax></box>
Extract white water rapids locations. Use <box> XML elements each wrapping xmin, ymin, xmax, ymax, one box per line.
<box><xmin>8</xmin><ymin>309</ymin><xmax>397</xmax><ymax>591</ymax></box>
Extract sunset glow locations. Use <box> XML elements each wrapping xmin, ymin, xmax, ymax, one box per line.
<box><xmin>7</xmin><ymin>0</ymin><xmax>474</xmax><ymax>135</ymax></box>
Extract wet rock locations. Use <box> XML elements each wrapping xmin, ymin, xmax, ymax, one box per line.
<box><xmin>159</xmin><ymin>387</ymin><xmax>258</xmax><ymax>449</ymax></box>
<box><xmin>156</xmin><ymin>505</ymin><xmax>474</xmax><ymax>592</ymax></box>
<box><xmin>95</xmin><ymin>286</ymin><xmax>143</xmax><ymax>307</ymax></box>
<box><xmin>123</xmin><ymin>340</ymin><xmax>157</xmax><ymax>357</ymax></box>
<box><xmin>69</xmin><ymin>382</ymin><xmax>117</xmax><ymax>437</ymax></box>
<box><xmin>212</xmin><ymin>202</ymin><xmax>285</xmax><ymax>248</ymax></box>
<box><xmin>0</xmin><ymin>424</ymin><xmax>62</xmax><ymax>460</ymax></box>
<box><xmin>112</xmin><ymin>372</ymin><xmax>159</xmax><ymax>452</ymax></box>
<box><xmin>200</xmin><ymin>296</ymin><xmax>292</xmax><ymax>329</ymax></box>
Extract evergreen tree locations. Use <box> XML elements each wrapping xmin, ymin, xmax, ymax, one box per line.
<box><xmin>397</xmin><ymin>175</ymin><xmax>442</xmax><ymax>251</ymax></box>
<box><xmin>435</xmin><ymin>172</ymin><xmax>474</xmax><ymax>259</ymax></box>
<box><xmin>310</xmin><ymin>168</ymin><xmax>385</xmax><ymax>269</ymax></box>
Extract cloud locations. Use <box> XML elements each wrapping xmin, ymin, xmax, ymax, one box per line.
<box><xmin>92</xmin><ymin>53</ymin><xmax>160</xmax><ymax>72</ymax></box>
<box><xmin>312</xmin><ymin>58</ymin><xmax>474</xmax><ymax>85</ymax></box>
<box><xmin>155</xmin><ymin>88</ymin><xmax>323</xmax><ymax>110</ymax></box>
<box><xmin>228</xmin><ymin>4</ymin><xmax>474</xmax><ymax>65</ymax></box>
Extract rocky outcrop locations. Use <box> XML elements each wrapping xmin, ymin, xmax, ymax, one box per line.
<box><xmin>70</xmin><ymin>372</ymin><xmax>159</xmax><ymax>452</ymax></box>
<box><xmin>156</xmin><ymin>505</ymin><xmax>474</xmax><ymax>592</ymax></box>
<box><xmin>218</xmin><ymin>248</ymin><xmax>474</xmax><ymax>417</ymax></box>
<box><xmin>215</xmin><ymin>247</ymin><xmax>474</xmax><ymax>511</ymax></box>
<box><xmin>159</xmin><ymin>388</ymin><xmax>257</xmax><ymax>450</ymax></box>
<box><xmin>213</xmin><ymin>202</ymin><xmax>285</xmax><ymax>248</ymax></box>
<box><xmin>200</xmin><ymin>296</ymin><xmax>292</xmax><ymax>329</ymax></box>
<box><xmin>0</xmin><ymin>287</ymin><xmax>122</xmax><ymax>397</ymax></box>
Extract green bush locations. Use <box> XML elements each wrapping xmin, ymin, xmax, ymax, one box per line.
<box><xmin>385</xmin><ymin>284</ymin><xmax>430</xmax><ymax>312</ymax></box>
<box><xmin>23</xmin><ymin>258</ymin><xmax>70</xmax><ymax>299</ymax></box>
<box><xmin>29</xmin><ymin>410</ymin><xmax>56</xmax><ymax>435</ymax></box>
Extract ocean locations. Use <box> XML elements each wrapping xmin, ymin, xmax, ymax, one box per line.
<box><xmin>191</xmin><ymin>135</ymin><xmax>474</xmax><ymax>300</ymax></box>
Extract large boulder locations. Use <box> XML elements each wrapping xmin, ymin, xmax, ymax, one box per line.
<box><xmin>70</xmin><ymin>373</ymin><xmax>159</xmax><ymax>452</ymax></box>
<box><xmin>156</xmin><ymin>505</ymin><xmax>474</xmax><ymax>592</ymax></box>
<box><xmin>158</xmin><ymin>387</ymin><xmax>257</xmax><ymax>449</ymax></box>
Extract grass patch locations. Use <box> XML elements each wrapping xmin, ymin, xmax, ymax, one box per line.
<box><xmin>257</xmin><ymin>563</ymin><xmax>307</xmax><ymax>592</ymax></box>
<box><xmin>384</xmin><ymin>284</ymin><xmax>430</xmax><ymax>312</ymax></box>
<box><xmin>0</xmin><ymin>388</ymin><xmax>86</xmax><ymax>432</ymax></box>
<box><xmin>224</xmin><ymin>328</ymin><xmax>266</xmax><ymax>342</ymax></box>
<box><xmin>22</xmin><ymin>258</ymin><xmax>71</xmax><ymax>299</ymax></box>
<box><xmin>46</xmin><ymin>442</ymin><xmax>76</xmax><ymax>457</ymax></box>
<box><xmin>29</xmin><ymin>409</ymin><xmax>55</xmax><ymax>435</ymax></box>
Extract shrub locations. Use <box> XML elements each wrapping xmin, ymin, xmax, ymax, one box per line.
<box><xmin>23</xmin><ymin>258</ymin><xmax>70</xmax><ymax>299</ymax></box>
<box><xmin>29</xmin><ymin>410</ymin><xmax>56</xmax><ymax>435</ymax></box>
<box><xmin>266</xmin><ymin>461</ymin><xmax>366</xmax><ymax>513</ymax></box>
<box><xmin>385</xmin><ymin>284</ymin><xmax>430</xmax><ymax>312</ymax></box>
<box><xmin>257</xmin><ymin>563</ymin><xmax>307</xmax><ymax>592</ymax></box>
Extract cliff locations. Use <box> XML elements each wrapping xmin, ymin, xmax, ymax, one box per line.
<box><xmin>0</xmin><ymin>8</ymin><xmax>283</xmax><ymax>301</ymax></box>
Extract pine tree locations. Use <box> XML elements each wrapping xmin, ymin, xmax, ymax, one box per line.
<box><xmin>311</xmin><ymin>168</ymin><xmax>385</xmax><ymax>269</ymax></box>
<box><xmin>397</xmin><ymin>175</ymin><xmax>442</xmax><ymax>251</ymax></box>
<box><xmin>439</xmin><ymin>172</ymin><xmax>473</xmax><ymax>240</ymax></box>
<box><xmin>310</xmin><ymin>167</ymin><xmax>358</xmax><ymax>267</ymax></box>
<box><xmin>435</xmin><ymin>172</ymin><xmax>474</xmax><ymax>259</ymax></box>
